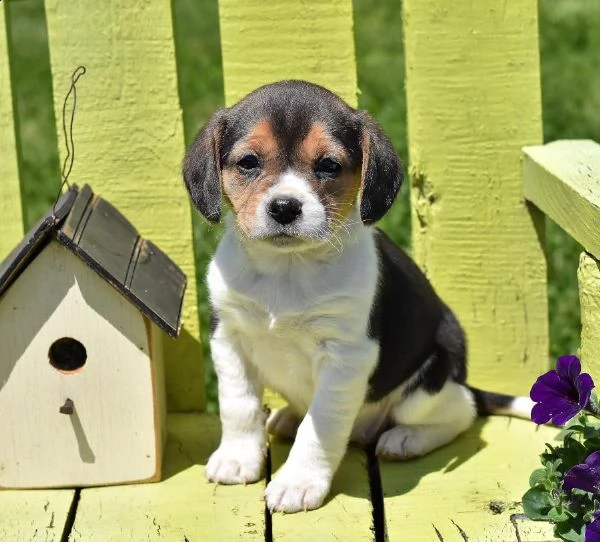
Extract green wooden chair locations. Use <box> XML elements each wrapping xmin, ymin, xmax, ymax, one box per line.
<box><xmin>1</xmin><ymin>0</ymin><xmax>599</xmax><ymax>540</ymax></box>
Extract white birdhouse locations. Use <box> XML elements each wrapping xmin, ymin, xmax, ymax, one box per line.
<box><xmin>0</xmin><ymin>185</ymin><xmax>186</xmax><ymax>489</ymax></box>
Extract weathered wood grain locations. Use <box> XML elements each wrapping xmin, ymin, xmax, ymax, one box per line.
<box><xmin>43</xmin><ymin>0</ymin><xmax>203</xmax><ymax>411</ymax></box>
<box><xmin>381</xmin><ymin>417</ymin><xmax>559</xmax><ymax>541</ymax></box>
<box><xmin>579</xmin><ymin>252</ymin><xmax>600</xmax><ymax>379</ymax></box>
<box><xmin>523</xmin><ymin>140</ymin><xmax>600</xmax><ymax>259</ymax></box>
<box><xmin>270</xmin><ymin>442</ymin><xmax>373</xmax><ymax>541</ymax></box>
<box><xmin>0</xmin><ymin>1</ymin><xmax>24</xmax><ymax>260</ymax></box>
<box><xmin>69</xmin><ymin>413</ymin><xmax>265</xmax><ymax>541</ymax></box>
<box><xmin>403</xmin><ymin>0</ymin><xmax>549</xmax><ymax>393</ymax></box>
<box><xmin>0</xmin><ymin>489</ymin><xmax>75</xmax><ymax>542</ymax></box>
<box><xmin>219</xmin><ymin>0</ymin><xmax>357</xmax><ymax>107</ymax></box>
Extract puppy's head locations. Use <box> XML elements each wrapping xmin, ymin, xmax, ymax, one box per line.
<box><xmin>183</xmin><ymin>80</ymin><xmax>402</xmax><ymax>247</ymax></box>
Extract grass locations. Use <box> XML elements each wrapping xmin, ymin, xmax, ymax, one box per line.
<box><xmin>5</xmin><ymin>0</ymin><xmax>599</xmax><ymax>412</ymax></box>
<box><xmin>538</xmin><ymin>0</ymin><xmax>600</xmax><ymax>358</ymax></box>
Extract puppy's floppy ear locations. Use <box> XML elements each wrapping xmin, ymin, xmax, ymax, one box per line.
<box><xmin>358</xmin><ymin>112</ymin><xmax>403</xmax><ymax>225</ymax></box>
<box><xmin>183</xmin><ymin>108</ymin><xmax>227</xmax><ymax>223</ymax></box>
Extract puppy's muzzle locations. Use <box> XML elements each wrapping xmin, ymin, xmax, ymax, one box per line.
<box><xmin>267</xmin><ymin>196</ymin><xmax>303</xmax><ymax>225</ymax></box>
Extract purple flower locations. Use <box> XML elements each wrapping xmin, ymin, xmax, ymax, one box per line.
<box><xmin>563</xmin><ymin>451</ymin><xmax>600</xmax><ymax>494</ymax></box>
<box><xmin>564</xmin><ymin>455</ymin><xmax>600</xmax><ymax>542</ymax></box>
<box><xmin>530</xmin><ymin>355</ymin><xmax>594</xmax><ymax>425</ymax></box>
<box><xmin>587</xmin><ymin>511</ymin><xmax>600</xmax><ymax>542</ymax></box>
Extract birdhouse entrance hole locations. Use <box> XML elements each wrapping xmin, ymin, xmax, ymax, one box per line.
<box><xmin>48</xmin><ymin>337</ymin><xmax>87</xmax><ymax>373</ymax></box>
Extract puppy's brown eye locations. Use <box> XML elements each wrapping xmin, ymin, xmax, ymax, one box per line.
<box><xmin>237</xmin><ymin>154</ymin><xmax>260</xmax><ymax>172</ymax></box>
<box><xmin>316</xmin><ymin>157</ymin><xmax>341</xmax><ymax>178</ymax></box>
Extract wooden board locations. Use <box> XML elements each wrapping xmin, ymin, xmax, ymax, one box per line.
<box><xmin>0</xmin><ymin>1</ymin><xmax>24</xmax><ymax>260</ymax></box>
<box><xmin>380</xmin><ymin>417</ymin><xmax>559</xmax><ymax>541</ymax></box>
<box><xmin>523</xmin><ymin>140</ymin><xmax>600</xmax><ymax>259</ymax></box>
<box><xmin>270</xmin><ymin>441</ymin><xmax>373</xmax><ymax>541</ymax></box>
<box><xmin>43</xmin><ymin>0</ymin><xmax>203</xmax><ymax>411</ymax></box>
<box><xmin>0</xmin><ymin>489</ymin><xmax>75</xmax><ymax>541</ymax></box>
<box><xmin>403</xmin><ymin>0</ymin><xmax>549</xmax><ymax>394</ymax></box>
<box><xmin>69</xmin><ymin>413</ymin><xmax>265</xmax><ymax>541</ymax></box>
<box><xmin>219</xmin><ymin>0</ymin><xmax>357</xmax><ymax>107</ymax></box>
<box><xmin>578</xmin><ymin>252</ymin><xmax>600</xmax><ymax>378</ymax></box>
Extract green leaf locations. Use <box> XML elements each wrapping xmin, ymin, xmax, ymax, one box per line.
<box><xmin>554</xmin><ymin>519</ymin><xmax>586</xmax><ymax>542</ymax></box>
<box><xmin>559</xmin><ymin>424</ymin><xmax>587</xmax><ymax>439</ymax></box>
<box><xmin>530</xmin><ymin>468</ymin><xmax>549</xmax><ymax>487</ymax></box>
<box><xmin>549</xmin><ymin>439</ymin><xmax>589</xmax><ymax>473</ymax></box>
<box><xmin>583</xmin><ymin>423</ymin><xmax>600</xmax><ymax>439</ymax></box>
<box><xmin>548</xmin><ymin>506</ymin><xmax>570</xmax><ymax>522</ymax></box>
<box><xmin>523</xmin><ymin>486</ymin><xmax>554</xmax><ymax>520</ymax></box>
<box><xmin>567</xmin><ymin>438</ymin><xmax>588</xmax><ymax>453</ymax></box>
<box><xmin>584</xmin><ymin>437</ymin><xmax>600</xmax><ymax>451</ymax></box>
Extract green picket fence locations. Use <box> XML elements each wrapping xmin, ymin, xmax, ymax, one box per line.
<box><xmin>1</xmin><ymin>0</ymin><xmax>599</xmax><ymax>540</ymax></box>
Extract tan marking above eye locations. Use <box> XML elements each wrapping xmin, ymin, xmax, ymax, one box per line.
<box><xmin>229</xmin><ymin>119</ymin><xmax>279</xmax><ymax>164</ymax></box>
<box><xmin>298</xmin><ymin>122</ymin><xmax>347</xmax><ymax>165</ymax></box>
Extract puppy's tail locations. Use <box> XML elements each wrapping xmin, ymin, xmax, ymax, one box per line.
<box><xmin>468</xmin><ymin>386</ymin><xmax>534</xmax><ymax>420</ymax></box>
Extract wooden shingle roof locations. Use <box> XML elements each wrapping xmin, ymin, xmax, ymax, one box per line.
<box><xmin>0</xmin><ymin>185</ymin><xmax>186</xmax><ymax>338</ymax></box>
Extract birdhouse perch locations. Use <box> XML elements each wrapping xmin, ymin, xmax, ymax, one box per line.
<box><xmin>0</xmin><ymin>185</ymin><xmax>187</xmax><ymax>489</ymax></box>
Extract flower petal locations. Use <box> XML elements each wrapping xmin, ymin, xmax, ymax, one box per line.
<box><xmin>530</xmin><ymin>371</ymin><xmax>573</xmax><ymax>402</ymax></box>
<box><xmin>586</xmin><ymin>516</ymin><xmax>600</xmax><ymax>542</ymax></box>
<box><xmin>551</xmin><ymin>400</ymin><xmax>584</xmax><ymax>426</ymax></box>
<box><xmin>586</xmin><ymin>451</ymin><xmax>600</xmax><ymax>470</ymax></box>
<box><xmin>577</xmin><ymin>373</ymin><xmax>595</xmax><ymax>409</ymax></box>
<box><xmin>563</xmin><ymin>463</ymin><xmax>600</xmax><ymax>494</ymax></box>
<box><xmin>557</xmin><ymin>355</ymin><xmax>581</xmax><ymax>381</ymax></box>
<box><xmin>531</xmin><ymin>402</ymin><xmax>552</xmax><ymax>425</ymax></box>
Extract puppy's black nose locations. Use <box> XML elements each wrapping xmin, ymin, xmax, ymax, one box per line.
<box><xmin>267</xmin><ymin>197</ymin><xmax>302</xmax><ymax>225</ymax></box>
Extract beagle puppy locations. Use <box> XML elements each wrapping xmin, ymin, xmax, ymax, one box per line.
<box><xmin>183</xmin><ymin>80</ymin><xmax>531</xmax><ymax>513</ymax></box>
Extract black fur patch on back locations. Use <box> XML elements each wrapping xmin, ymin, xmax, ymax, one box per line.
<box><xmin>366</xmin><ymin>229</ymin><xmax>467</xmax><ymax>402</ymax></box>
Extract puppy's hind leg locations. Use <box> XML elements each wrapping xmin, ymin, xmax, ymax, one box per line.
<box><xmin>267</xmin><ymin>405</ymin><xmax>301</xmax><ymax>440</ymax></box>
<box><xmin>376</xmin><ymin>381</ymin><xmax>476</xmax><ymax>460</ymax></box>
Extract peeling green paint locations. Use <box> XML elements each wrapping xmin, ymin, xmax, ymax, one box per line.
<box><xmin>411</xmin><ymin>168</ymin><xmax>439</xmax><ymax>233</ymax></box>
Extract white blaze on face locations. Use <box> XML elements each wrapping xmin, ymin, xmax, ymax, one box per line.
<box><xmin>253</xmin><ymin>170</ymin><xmax>327</xmax><ymax>239</ymax></box>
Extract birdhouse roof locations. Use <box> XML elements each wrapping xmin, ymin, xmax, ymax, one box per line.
<box><xmin>0</xmin><ymin>185</ymin><xmax>186</xmax><ymax>338</ymax></box>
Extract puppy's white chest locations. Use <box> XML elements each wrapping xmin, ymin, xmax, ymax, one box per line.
<box><xmin>208</xmin><ymin>226</ymin><xmax>379</xmax><ymax>413</ymax></box>
<box><xmin>217</xmin><ymin>275</ymin><xmax>336</xmax><ymax>412</ymax></box>
<box><xmin>240</xmin><ymin>307</ymin><xmax>323</xmax><ymax>411</ymax></box>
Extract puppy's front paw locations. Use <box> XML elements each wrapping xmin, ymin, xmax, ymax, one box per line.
<box><xmin>264</xmin><ymin>466</ymin><xmax>330</xmax><ymax>513</ymax></box>
<box><xmin>206</xmin><ymin>442</ymin><xmax>264</xmax><ymax>484</ymax></box>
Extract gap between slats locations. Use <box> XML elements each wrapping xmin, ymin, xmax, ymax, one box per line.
<box><xmin>266</xmin><ymin>442</ymin><xmax>387</xmax><ymax>542</ymax></box>
<box><xmin>55</xmin><ymin>444</ymin><xmax>388</xmax><ymax>541</ymax></box>
<box><xmin>59</xmin><ymin>488</ymin><xmax>81</xmax><ymax>542</ymax></box>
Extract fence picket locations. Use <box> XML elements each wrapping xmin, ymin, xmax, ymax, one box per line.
<box><xmin>43</xmin><ymin>0</ymin><xmax>204</xmax><ymax>411</ymax></box>
<box><xmin>403</xmin><ymin>0</ymin><xmax>549</xmax><ymax>393</ymax></box>
<box><xmin>219</xmin><ymin>0</ymin><xmax>357</xmax><ymax>107</ymax></box>
<box><xmin>0</xmin><ymin>2</ymin><xmax>25</xmax><ymax>259</ymax></box>
<box><xmin>579</xmin><ymin>253</ymin><xmax>600</xmax><ymax>378</ymax></box>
